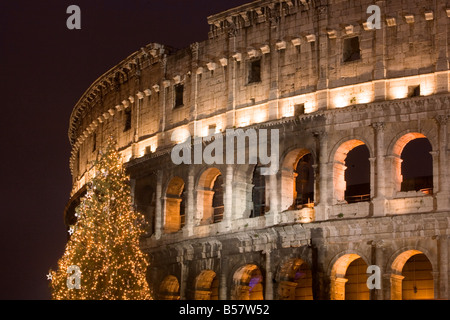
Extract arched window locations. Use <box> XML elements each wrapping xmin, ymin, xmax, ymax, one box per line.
<box><xmin>390</xmin><ymin>133</ymin><xmax>433</xmax><ymax>194</ymax></box>
<box><xmin>400</xmin><ymin>138</ymin><xmax>433</xmax><ymax>193</ymax></box>
<box><xmin>194</xmin><ymin>270</ymin><xmax>219</xmax><ymax>300</ymax></box>
<box><xmin>198</xmin><ymin>168</ymin><xmax>223</xmax><ymax>225</ymax></box>
<box><xmin>212</xmin><ymin>174</ymin><xmax>224</xmax><ymax>223</ymax></box>
<box><xmin>159</xmin><ymin>275</ymin><xmax>180</xmax><ymax>300</ymax></box>
<box><xmin>333</xmin><ymin>140</ymin><xmax>370</xmax><ymax>203</ymax></box>
<box><xmin>164</xmin><ymin>177</ymin><xmax>185</xmax><ymax>233</ymax></box>
<box><xmin>251</xmin><ymin>167</ymin><xmax>266</xmax><ymax>218</ymax></box>
<box><xmin>135</xmin><ymin>185</ymin><xmax>156</xmax><ymax>235</ymax></box>
<box><xmin>330</xmin><ymin>254</ymin><xmax>369</xmax><ymax>300</ymax></box>
<box><xmin>390</xmin><ymin>250</ymin><xmax>434</xmax><ymax>300</ymax></box>
<box><xmin>232</xmin><ymin>264</ymin><xmax>264</xmax><ymax>300</ymax></box>
<box><xmin>280</xmin><ymin>149</ymin><xmax>315</xmax><ymax>211</ymax></box>
<box><xmin>278</xmin><ymin>259</ymin><xmax>313</xmax><ymax>300</ymax></box>
<box><xmin>294</xmin><ymin>153</ymin><xmax>314</xmax><ymax>208</ymax></box>
<box><xmin>344</xmin><ymin>145</ymin><xmax>370</xmax><ymax>203</ymax></box>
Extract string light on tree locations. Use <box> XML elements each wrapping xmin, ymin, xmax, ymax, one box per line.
<box><xmin>49</xmin><ymin>137</ymin><xmax>152</xmax><ymax>300</ymax></box>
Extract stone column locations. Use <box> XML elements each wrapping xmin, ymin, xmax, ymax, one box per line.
<box><xmin>184</xmin><ymin>166</ymin><xmax>195</xmax><ymax>237</ymax></box>
<box><xmin>315</xmin><ymin>4</ymin><xmax>329</xmax><ymax>110</ymax></box>
<box><xmin>370</xmin><ymin>240</ymin><xmax>385</xmax><ymax>300</ymax></box>
<box><xmin>179</xmin><ymin>256</ymin><xmax>188</xmax><ymax>300</ymax></box>
<box><xmin>221</xmin><ymin>165</ymin><xmax>233</xmax><ymax>232</ymax></box>
<box><xmin>390</xmin><ymin>274</ymin><xmax>405</xmax><ymax>300</ymax></box>
<box><xmin>438</xmin><ymin>236</ymin><xmax>449</xmax><ymax>299</ymax></box>
<box><xmin>373</xmin><ymin>1</ymin><xmax>387</xmax><ymax>101</ymax></box>
<box><xmin>266</xmin><ymin>173</ymin><xmax>279</xmax><ymax>226</ymax></box>
<box><xmin>331</xmin><ymin>277</ymin><xmax>348</xmax><ymax>300</ymax></box>
<box><xmin>264</xmin><ymin>249</ymin><xmax>273</xmax><ymax>300</ymax></box>
<box><xmin>372</xmin><ymin>122</ymin><xmax>386</xmax><ymax>216</ymax></box>
<box><xmin>435</xmin><ymin>115</ymin><xmax>449</xmax><ymax>210</ymax></box>
<box><xmin>219</xmin><ymin>257</ymin><xmax>228</xmax><ymax>300</ymax></box>
<box><xmin>434</xmin><ymin>1</ymin><xmax>449</xmax><ymax>93</ymax></box>
<box><xmin>315</xmin><ymin>131</ymin><xmax>328</xmax><ymax>221</ymax></box>
<box><xmin>154</xmin><ymin>170</ymin><xmax>163</xmax><ymax>239</ymax></box>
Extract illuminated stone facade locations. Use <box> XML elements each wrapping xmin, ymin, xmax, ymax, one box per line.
<box><xmin>66</xmin><ymin>0</ymin><xmax>450</xmax><ymax>300</ymax></box>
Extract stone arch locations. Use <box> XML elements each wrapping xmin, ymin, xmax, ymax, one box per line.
<box><xmin>231</xmin><ymin>264</ymin><xmax>264</xmax><ymax>300</ymax></box>
<box><xmin>135</xmin><ymin>184</ymin><xmax>156</xmax><ymax>235</ymax></box>
<box><xmin>194</xmin><ymin>270</ymin><xmax>219</xmax><ymax>300</ymax></box>
<box><xmin>159</xmin><ymin>275</ymin><xmax>180</xmax><ymax>300</ymax></box>
<box><xmin>329</xmin><ymin>252</ymin><xmax>370</xmax><ymax>300</ymax></box>
<box><xmin>387</xmin><ymin>131</ymin><xmax>435</xmax><ymax>194</ymax></box>
<box><xmin>164</xmin><ymin>176</ymin><xmax>186</xmax><ymax>233</ymax></box>
<box><xmin>280</xmin><ymin>148</ymin><xmax>316</xmax><ymax>211</ymax></box>
<box><xmin>388</xmin><ymin>249</ymin><xmax>435</xmax><ymax>300</ymax></box>
<box><xmin>196</xmin><ymin>167</ymin><xmax>223</xmax><ymax>224</ymax></box>
<box><xmin>251</xmin><ymin>165</ymin><xmax>268</xmax><ymax>218</ymax></box>
<box><xmin>331</xmin><ymin>138</ymin><xmax>373</xmax><ymax>203</ymax></box>
<box><xmin>276</xmin><ymin>258</ymin><xmax>313</xmax><ymax>300</ymax></box>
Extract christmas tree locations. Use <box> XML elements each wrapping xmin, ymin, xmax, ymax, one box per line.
<box><xmin>50</xmin><ymin>138</ymin><xmax>152</xmax><ymax>300</ymax></box>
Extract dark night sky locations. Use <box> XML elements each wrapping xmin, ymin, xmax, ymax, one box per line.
<box><xmin>0</xmin><ymin>0</ymin><xmax>251</xmax><ymax>300</ymax></box>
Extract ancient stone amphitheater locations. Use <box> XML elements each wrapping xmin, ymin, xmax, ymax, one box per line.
<box><xmin>65</xmin><ymin>0</ymin><xmax>450</xmax><ymax>300</ymax></box>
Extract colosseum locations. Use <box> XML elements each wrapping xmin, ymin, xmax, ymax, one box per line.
<box><xmin>65</xmin><ymin>0</ymin><xmax>450</xmax><ymax>300</ymax></box>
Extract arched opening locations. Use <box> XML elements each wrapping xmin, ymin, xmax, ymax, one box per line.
<box><xmin>344</xmin><ymin>257</ymin><xmax>370</xmax><ymax>300</ymax></box>
<box><xmin>251</xmin><ymin>166</ymin><xmax>266</xmax><ymax>218</ymax></box>
<box><xmin>391</xmin><ymin>133</ymin><xmax>433</xmax><ymax>194</ymax></box>
<box><xmin>194</xmin><ymin>270</ymin><xmax>219</xmax><ymax>300</ymax></box>
<box><xmin>344</xmin><ymin>145</ymin><xmax>370</xmax><ymax>203</ymax></box>
<box><xmin>277</xmin><ymin>259</ymin><xmax>313</xmax><ymax>300</ymax></box>
<box><xmin>333</xmin><ymin>140</ymin><xmax>370</xmax><ymax>203</ymax></box>
<box><xmin>390</xmin><ymin>250</ymin><xmax>434</xmax><ymax>300</ymax></box>
<box><xmin>232</xmin><ymin>264</ymin><xmax>264</xmax><ymax>300</ymax></box>
<box><xmin>198</xmin><ymin>168</ymin><xmax>224</xmax><ymax>224</ymax></box>
<box><xmin>330</xmin><ymin>253</ymin><xmax>369</xmax><ymax>300</ymax></box>
<box><xmin>135</xmin><ymin>185</ymin><xmax>156</xmax><ymax>236</ymax></box>
<box><xmin>280</xmin><ymin>149</ymin><xmax>315</xmax><ymax>211</ymax></box>
<box><xmin>400</xmin><ymin>138</ymin><xmax>433</xmax><ymax>194</ymax></box>
<box><xmin>164</xmin><ymin>177</ymin><xmax>186</xmax><ymax>233</ymax></box>
<box><xmin>294</xmin><ymin>154</ymin><xmax>315</xmax><ymax>208</ymax></box>
<box><xmin>159</xmin><ymin>275</ymin><xmax>180</xmax><ymax>300</ymax></box>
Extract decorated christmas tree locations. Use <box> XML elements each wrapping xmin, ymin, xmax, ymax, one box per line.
<box><xmin>50</xmin><ymin>138</ymin><xmax>152</xmax><ymax>300</ymax></box>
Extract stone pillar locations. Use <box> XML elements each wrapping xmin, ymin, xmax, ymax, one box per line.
<box><xmin>316</xmin><ymin>4</ymin><xmax>329</xmax><ymax>110</ymax></box>
<box><xmin>373</xmin><ymin>1</ymin><xmax>387</xmax><ymax>101</ymax></box>
<box><xmin>370</xmin><ymin>240</ymin><xmax>385</xmax><ymax>300</ymax></box>
<box><xmin>265</xmin><ymin>172</ymin><xmax>279</xmax><ymax>226</ymax></box>
<box><xmin>435</xmin><ymin>115</ymin><xmax>449</xmax><ymax>210</ymax></box>
<box><xmin>438</xmin><ymin>236</ymin><xmax>449</xmax><ymax>299</ymax></box>
<box><xmin>372</xmin><ymin>122</ymin><xmax>386</xmax><ymax>216</ymax></box>
<box><xmin>219</xmin><ymin>257</ymin><xmax>228</xmax><ymax>300</ymax></box>
<box><xmin>315</xmin><ymin>131</ymin><xmax>328</xmax><ymax>221</ymax></box>
<box><xmin>390</xmin><ymin>274</ymin><xmax>405</xmax><ymax>300</ymax></box>
<box><xmin>434</xmin><ymin>1</ymin><xmax>449</xmax><ymax>93</ymax></box>
<box><xmin>221</xmin><ymin>165</ymin><xmax>233</xmax><ymax>231</ymax></box>
<box><xmin>154</xmin><ymin>170</ymin><xmax>163</xmax><ymax>239</ymax></box>
<box><xmin>333</xmin><ymin>161</ymin><xmax>347</xmax><ymax>203</ymax></box>
<box><xmin>264</xmin><ymin>249</ymin><xmax>273</xmax><ymax>300</ymax></box>
<box><xmin>385</xmin><ymin>155</ymin><xmax>403</xmax><ymax>198</ymax></box>
<box><xmin>331</xmin><ymin>277</ymin><xmax>348</xmax><ymax>300</ymax></box>
<box><xmin>179</xmin><ymin>256</ymin><xmax>188</xmax><ymax>301</ymax></box>
<box><xmin>184</xmin><ymin>166</ymin><xmax>195</xmax><ymax>237</ymax></box>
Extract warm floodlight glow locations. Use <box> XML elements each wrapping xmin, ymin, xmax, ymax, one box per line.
<box><xmin>391</xmin><ymin>86</ymin><xmax>408</xmax><ymax>99</ymax></box>
<box><xmin>334</xmin><ymin>96</ymin><xmax>348</xmax><ymax>108</ymax></box>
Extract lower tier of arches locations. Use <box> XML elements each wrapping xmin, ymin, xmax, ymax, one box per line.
<box><xmin>145</xmin><ymin>211</ymin><xmax>449</xmax><ymax>300</ymax></box>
